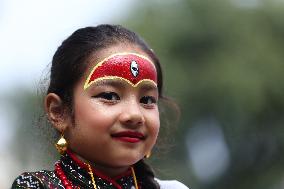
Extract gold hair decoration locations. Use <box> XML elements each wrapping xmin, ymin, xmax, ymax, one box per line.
<box><xmin>55</xmin><ymin>134</ymin><xmax>68</xmax><ymax>155</ymax></box>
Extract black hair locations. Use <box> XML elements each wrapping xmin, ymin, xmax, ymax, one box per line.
<box><xmin>47</xmin><ymin>24</ymin><xmax>163</xmax><ymax>188</ymax></box>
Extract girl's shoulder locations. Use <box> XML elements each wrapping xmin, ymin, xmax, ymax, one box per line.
<box><xmin>155</xmin><ymin>178</ymin><xmax>190</xmax><ymax>189</ymax></box>
<box><xmin>11</xmin><ymin>170</ymin><xmax>61</xmax><ymax>189</ymax></box>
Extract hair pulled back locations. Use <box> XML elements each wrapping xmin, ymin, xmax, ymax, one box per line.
<box><xmin>47</xmin><ymin>24</ymin><xmax>162</xmax><ymax>189</ymax></box>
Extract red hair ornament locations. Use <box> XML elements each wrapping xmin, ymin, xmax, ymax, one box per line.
<box><xmin>84</xmin><ymin>53</ymin><xmax>157</xmax><ymax>90</ymax></box>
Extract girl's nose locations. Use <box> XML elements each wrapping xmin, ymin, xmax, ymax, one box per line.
<box><xmin>119</xmin><ymin>100</ymin><xmax>145</xmax><ymax>128</ymax></box>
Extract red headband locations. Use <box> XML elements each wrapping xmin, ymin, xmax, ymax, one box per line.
<box><xmin>84</xmin><ymin>53</ymin><xmax>157</xmax><ymax>90</ymax></box>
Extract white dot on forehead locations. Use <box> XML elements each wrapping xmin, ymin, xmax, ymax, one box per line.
<box><xmin>130</xmin><ymin>60</ymin><xmax>139</xmax><ymax>77</ymax></box>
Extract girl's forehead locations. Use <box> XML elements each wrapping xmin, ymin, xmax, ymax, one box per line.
<box><xmin>83</xmin><ymin>52</ymin><xmax>157</xmax><ymax>90</ymax></box>
<box><xmin>89</xmin><ymin>44</ymin><xmax>150</xmax><ymax>64</ymax></box>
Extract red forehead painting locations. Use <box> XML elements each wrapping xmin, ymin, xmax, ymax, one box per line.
<box><xmin>84</xmin><ymin>53</ymin><xmax>157</xmax><ymax>90</ymax></box>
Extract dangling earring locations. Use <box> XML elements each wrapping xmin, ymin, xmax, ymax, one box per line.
<box><xmin>55</xmin><ymin>134</ymin><xmax>68</xmax><ymax>155</ymax></box>
<box><xmin>145</xmin><ymin>151</ymin><xmax>151</xmax><ymax>159</ymax></box>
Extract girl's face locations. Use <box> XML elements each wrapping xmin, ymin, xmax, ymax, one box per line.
<box><xmin>65</xmin><ymin>44</ymin><xmax>160</xmax><ymax>172</ymax></box>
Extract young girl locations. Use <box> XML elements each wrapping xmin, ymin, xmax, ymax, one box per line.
<box><xmin>11</xmin><ymin>24</ymin><xmax>189</xmax><ymax>189</ymax></box>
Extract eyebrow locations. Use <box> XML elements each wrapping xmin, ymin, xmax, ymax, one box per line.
<box><xmin>89</xmin><ymin>79</ymin><xmax>158</xmax><ymax>91</ymax></box>
<box><xmin>92</xmin><ymin>79</ymin><xmax>127</xmax><ymax>88</ymax></box>
<box><xmin>139</xmin><ymin>83</ymin><xmax>158</xmax><ymax>91</ymax></box>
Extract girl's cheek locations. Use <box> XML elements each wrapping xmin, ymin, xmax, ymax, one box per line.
<box><xmin>150</xmin><ymin>111</ymin><xmax>160</xmax><ymax>132</ymax></box>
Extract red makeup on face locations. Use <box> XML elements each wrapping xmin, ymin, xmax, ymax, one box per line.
<box><xmin>84</xmin><ymin>53</ymin><xmax>157</xmax><ymax>90</ymax></box>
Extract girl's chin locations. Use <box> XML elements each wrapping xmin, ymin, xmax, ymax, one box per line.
<box><xmin>75</xmin><ymin>150</ymin><xmax>144</xmax><ymax>167</ymax></box>
<box><xmin>112</xmin><ymin>155</ymin><xmax>144</xmax><ymax>167</ymax></box>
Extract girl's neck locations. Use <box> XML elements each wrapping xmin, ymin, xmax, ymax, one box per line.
<box><xmin>89</xmin><ymin>163</ymin><xmax>130</xmax><ymax>178</ymax></box>
<box><xmin>70</xmin><ymin>151</ymin><xmax>131</xmax><ymax>178</ymax></box>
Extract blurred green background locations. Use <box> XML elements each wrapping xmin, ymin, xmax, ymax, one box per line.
<box><xmin>2</xmin><ymin>0</ymin><xmax>284</xmax><ymax>188</ymax></box>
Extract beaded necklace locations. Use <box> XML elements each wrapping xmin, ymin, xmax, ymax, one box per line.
<box><xmin>55</xmin><ymin>161</ymin><xmax>139</xmax><ymax>189</ymax></box>
<box><xmin>55</xmin><ymin>162</ymin><xmax>75</xmax><ymax>189</ymax></box>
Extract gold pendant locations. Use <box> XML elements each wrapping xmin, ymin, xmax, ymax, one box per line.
<box><xmin>55</xmin><ymin>135</ymin><xmax>68</xmax><ymax>154</ymax></box>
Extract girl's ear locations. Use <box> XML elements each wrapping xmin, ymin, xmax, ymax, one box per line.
<box><xmin>44</xmin><ymin>93</ymin><xmax>69</xmax><ymax>132</ymax></box>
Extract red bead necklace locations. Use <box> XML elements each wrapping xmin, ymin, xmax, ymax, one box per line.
<box><xmin>55</xmin><ymin>159</ymin><xmax>138</xmax><ymax>189</ymax></box>
<box><xmin>55</xmin><ymin>162</ymin><xmax>76</xmax><ymax>189</ymax></box>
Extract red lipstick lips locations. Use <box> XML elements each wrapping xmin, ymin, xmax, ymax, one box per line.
<box><xmin>111</xmin><ymin>131</ymin><xmax>145</xmax><ymax>143</ymax></box>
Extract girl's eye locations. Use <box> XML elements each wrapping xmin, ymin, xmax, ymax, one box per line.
<box><xmin>140</xmin><ymin>96</ymin><xmax>157</xmax><ymax>105</ymax></box>
<box><xmin>93</xmin><ymin>92</ymin><xmax>120</xmax><ymax>101</ymax></box>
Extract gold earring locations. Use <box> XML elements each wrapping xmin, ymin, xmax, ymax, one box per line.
<box><xmin>145</xmin><ymin>151</ymin><xmax>151</xmax><ymax>159</ymax></box>
<box><xmin>55</xmin><ymin>134</ymin><xmax>68</xmax><ymax>155</ymax></box>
